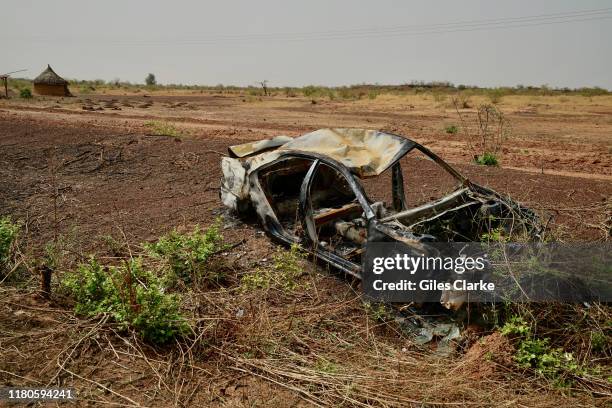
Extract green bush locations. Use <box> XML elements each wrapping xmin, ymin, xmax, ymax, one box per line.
<box><xmin>240</xmin><ymin>267</ymin><xmax>270</xmax><ymax>291</ymax></box>
<box><xmin>480</xmin><ymin>226</ymin><xmax>507</xmax><ymax>243</ymax></box>
<box><xmin>63</xmin><ymin>257</ymin><xmax>189</xmax><ymax>343</ymax></box>
<box><xmin>145</xmin><ymin>222</ymin><xmax>224</xmax><ymax>286</ymax></box>
<box><xmin>144</xmin><ymin>121</ymin><xmax>183</xmax><ymax>138</ymax></box>
<box><xmin>283</xmin><ymin>87</ymin><xmax>297</xmax><ymax>97</ymax></box>
<box><xmin>19</xmin><ymin>88</ymin><xmax>32</xmax><ymax>99</ymax></box>
<box><xmin>79</xmin><ymin>85</ymin><xmax>94</xmax><ymax>95</ymax></box>
<box><xmin>590</xmin><ymin>330</ymin><xmax>608</xmax><ymax>353</ymax></box>
<box><xmin>337</xmin><ymin>88</ymin><xmax>357</xmax><ymax>100</ymax></box>
<box><xmin>515</xmin><ymin>338</ymin><xmax>583</xmax><ymax>385</ymax></box>
<box><xmin>364</xmin><ymin>301</ymin><xmax>391</xmax><ymax>322</ymax></box>
<box><xmin>487</xmin><ymin>88</ymin><xmax>505</xmax><ymax>104</ymax></box>
<box><xmin>500</xmin><ymin>315</ymin><xmax>531</xmax><ymax>336</ymax></box>
<box><xmin>444</xmin><ymin>124</ymin><xmax>459</xmax><ymax>134</ymax></box>
<box><xmin>368</xmin><ymin>90</ymin><xmax>380</xmax><ymax>100</ymax></box>
<box><xmin>501</xmin><ymin>315</ymin><xmax>586</xmax><ymax>386</ymax></box>
<box><xmin>241</xmin><ymin>243</ymin><xmax>305</xmax><ymax>292</ymax></box>
<box><xmin>302</xmin><ymin>85</ymin><xmax>323</xmax><ymax>98</ymax></box>
<box><xmin>474</xmin><ymin>152</ymin><xmax>499</xmax><ymax>166</ymax></box>
<box><xmin>578</xmin><ymin>87</ymin><xmax>608</xmax><ymax>97</ymax></box>
<box><xmin>272</xmin><ymin>243</ymin><xmax>305</xmax><ymax>291</ymax></box>
<box><xmin>0</xmin><ymin>217</ymin><xmax>20</xmax><ymax>270</ymax></box>
<box><xmin>247</xmin><ymin>87</ymin><xmax>261</xmax><ymax>96</ymax></box>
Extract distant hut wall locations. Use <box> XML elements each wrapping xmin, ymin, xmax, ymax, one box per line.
<box><xmin>33</xmin><ymin>83</ymin><xmax>70</xmax><ymax>96</ymax></box>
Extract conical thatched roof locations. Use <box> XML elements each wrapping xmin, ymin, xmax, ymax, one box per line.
<box><xmin>33</xmin><ymin>65</ymin><xmax>68</xmax><ymax>85</ymax></box>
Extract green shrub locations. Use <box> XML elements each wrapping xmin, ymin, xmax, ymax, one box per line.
<box><xmin>302</xmin><ymin>85</ymin><xmax>323</xmax><ymax>98</ymax></box>
<box><xmin>240</xmin><ymin>267</ymin><xmax>270</xmax><ymax>291</ymax></box>
<box><xmin>590</xmin><ymin>330</ymin><xmax>608</xmax><ymax>353</ymax></box>
<box><xmin>241</xmin><ymin>243</ymin><xmax>305</xmax><ymax>292</ymax></box>
<box><xmin>444</xmin><ymin>124</ymin><xmax>459</xmax><ymax>134</ymax></box>
<box><xmin>364</xmin><ymin>301</ymin><xmax>390</xmax><ymax>322</ymax></box>
<box><xmin>368</xmin><ymin>90</ymin><xmax>380</xmax><ymax>100</ymax></box>
<box><xmin>272</xmin><ymin>243</ymin><xmax>305</xmax><ymax>291</ymax></box>
<box><xmin>501</xmin><ymin>315</ymin><xmax>586</xmax><ymax>387</ymax></box>
<box><xmin>79</xmin><ymin>85</ymin><xmax>94</xmax><ymax>94</ymax></box>
<box><xmin>63</xmin><ymin>257</ymin><xmax>189</xmax><ymax>343</ymax></box>
<box><xmin>474</xmin><ymin>152</ymin><xmax>499</xmax><ymax>166</ymax></box>
<box><xmin>283</xmin><ymin>87</ymin><xmax>297</xmax><ymax>97</ymax></box>
<box><xmin>578</xmin><ymin>87</ymin><xmax>608</xmax><ymax>97</ymax></box>
<box><xmin>247</xmin><ymin>87</ymin><xmax>261</xmax><ymax>96</ymax></box>
<box><xmin>19</xmin><ymin>88</ymin><xmax>32</xmax><ymax>99</ymax></box>
<box><xmin>480</xmin><ymin>226</ymin><xmax>507</xmax><ymax>243</ymax></box>
<box><xmin>500</xmin><ymin>315</ymin><xmax>531</xmax><ymax>336</ymax></box>
<box><xmin>515</xmin><ymin>338</ymin><xmax>582</xmax><ymax>384</ymax></box>
<box><xmin>487</xmin><ymin>88</ymin><xmax>505</xmax><ymax>104</ymax></box>
<box><xmin>314</xmin><ymin>357</ymin><xmax>339</xmax><ymax>374</ymax></box>
<box><xmin>453</xmin><ymin>93</ymin><xmax>472</xmax><ymax>109</ymax></box>
<box><xmin>0</xmin><ymin>217</ymin><xmax>20</xmax><ymax>270</ymax></box>
<box><xmin>145</xmin><ymin>222</ymin><xmax>224</xmax><ymax>286</ymax></box>
<box><xmin>145</xmin><ymin>121</ymin><xmax>183</xmax><ymax>138</ymax></box>
<box><xmin>337</xmin><ymin>88</ymin><xmax>356</xmax><ymax>100</ymax></box>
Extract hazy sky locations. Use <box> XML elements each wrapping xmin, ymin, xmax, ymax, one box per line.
<box><xmin>3</xmin><ymin>0</ymin><xmax>611</xmax><ymax>88</ymax></box>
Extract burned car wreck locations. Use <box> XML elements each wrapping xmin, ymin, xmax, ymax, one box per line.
<box><xmin>220</xmin><ymin>128</ymin><xmax>539</xmax><ymax>281</ymax></box>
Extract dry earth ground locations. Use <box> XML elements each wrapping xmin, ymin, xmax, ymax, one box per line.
<box><xmin>0</xmin><ymin>93</ymin><xmax>610</xmax><ymax>407</ymax></box>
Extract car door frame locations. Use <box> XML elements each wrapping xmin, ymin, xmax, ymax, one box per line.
<box><xmin>297</xmin><ymin>155</ymin><xmax>376</xmax><ymax>277</ymax></box>
<box><xmin>250</xmin><ymin>151</ymin><xmax>415</xmax><ymax>278</ymax></box>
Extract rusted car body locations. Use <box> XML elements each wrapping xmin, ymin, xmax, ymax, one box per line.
<box><xmin>220</xmin><ymin>128</ymin><xmax>538</xmax><ymax>280</ymax></box>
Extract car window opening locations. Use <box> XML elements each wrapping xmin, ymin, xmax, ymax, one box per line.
<box><xmin>258</xmin><ymin>157</ymin><xmax>314</xmax><ymax>235</ymax></box>
<box><xmin>309</xmin><ymin>163</ymin><xmax>368</xmax><ymax>263</ymax></box>
<box><xmin>359</xmin><ymin>149</ymin><xmax>513</xmax><ymax>242</ymax></box>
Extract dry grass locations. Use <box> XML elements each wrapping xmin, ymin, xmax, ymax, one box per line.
<box><xmin>2</xmin><ymin>233</ymin><xmax>610</xmax><ymax>407</ymax></box>
<box><xmin>145</xmin><ymin>120</ymin><xmax>184</xmax><ymax>138</ymax></box>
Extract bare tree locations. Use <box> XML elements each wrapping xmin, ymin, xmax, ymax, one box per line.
<box><xmin>453</xmin><ymin>98</ymin><xmax>510</xmax><ymax>164</ymax></box>
<box><xmin>258</xmin><ymin>80</ymin><xmax>268</xmax><ymax>96</ymax></box>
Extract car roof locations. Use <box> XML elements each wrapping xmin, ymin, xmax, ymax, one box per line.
<box><xmin>229</xmin><ymin>128</ymin><xmax>417</xmax><ymax>178</ymax></box>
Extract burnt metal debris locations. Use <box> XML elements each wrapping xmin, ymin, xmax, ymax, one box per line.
<box><xmin>220</xmin><ymin>128</ymin><xmax>540</xmax><ymax>306</ymax></box>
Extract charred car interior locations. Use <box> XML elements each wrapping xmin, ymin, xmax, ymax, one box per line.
<box><xmin>220</xmin><ymin>128</ymin><xmax>540</xmax><ymax>279</ymax></box>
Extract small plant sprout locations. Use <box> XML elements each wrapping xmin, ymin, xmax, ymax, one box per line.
<box><xmin>445</xmin><ymin>124</ymin><xmax>459</xmax><ymax>134</ymax></box>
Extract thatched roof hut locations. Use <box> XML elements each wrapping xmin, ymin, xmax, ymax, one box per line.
<box><xmin>33</xmin><ymin>65</ymin><xmax>72</xmax><ymax>96</ymax></box>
